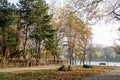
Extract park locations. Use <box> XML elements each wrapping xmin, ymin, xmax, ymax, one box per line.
<box><xmin>0</xmin><ymin>0</ymin><xmax>120</xmax><ymax>80</ymax></box>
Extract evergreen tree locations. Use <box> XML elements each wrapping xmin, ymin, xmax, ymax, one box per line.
<box><xmin>0</xmin><ymin>0</ymin><xmax>15</xmax><ymax>28</ymax></box>
<box><xmin>2</xmin><ymin>27</ymin><xmax>20</xmax><ymax>58</ymax></box>
<box><xmin>17</xmin><ymin>0</ymin><xmax>58</xmax><ymax>60</ymax></box>
<box><xmin>45</xmin><ymin>37</ymin><xmax>59</xmax><ymax>62</ymax></box>
<box><xmin>0</xmin><ymin>0</ymin><xmax>16</xmax><ymax>59</ymax></box>
<box><xmin>17</xmin><ymin>0</ymin><xmax>34</xmax><ymax>59</ymax></box>
<box><xmin>30</xmin><ymin>0</ymin><xmax>57</xmax><ymax>59</ymax></box>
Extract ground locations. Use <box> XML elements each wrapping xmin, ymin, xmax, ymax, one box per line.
<box><xmin>0</xmin><ymin>65</ymin><xmax>117</xmax><ymax>80</ymax></box>
<box><xmin>82</xmin><ymin>67</ymin><xmax>120</xmax><ymax>80</ymax></box>
<box><xmin>0</xmin><ymin>65</ymin><xmax>60</xmax><ymax>72</ymax></box>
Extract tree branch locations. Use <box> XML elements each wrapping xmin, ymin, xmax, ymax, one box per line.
<box><xmin>113</xmin><ymin>10</ymin><xmax>120</xmax><ymax>17</ymax></box>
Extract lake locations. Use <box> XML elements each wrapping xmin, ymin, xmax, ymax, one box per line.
<box><xmin>77</xmin><ymin>61</ymin><xmax>120</xmax><ymax>66</ymax></box>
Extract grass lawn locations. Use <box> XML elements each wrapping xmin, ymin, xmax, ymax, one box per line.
<box><xmin>0</xmin><ymin>66</ymin><xmax>115</xmax><ymax>80</ymax></box>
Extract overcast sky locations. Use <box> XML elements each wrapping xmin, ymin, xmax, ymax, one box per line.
<box><xmin>8</xmin><ymin>0</ymin><xmax>50</xmax><ymax>4</ymax></box>
<box><xmin>91</xmin><ymin>22</ymin><xmax>119</xmax><ymax>46</ymax></box>
<box><xmin>8</xmin><ymin>0</ymin><xmax>18</xmax><ymax>4</ymax></box>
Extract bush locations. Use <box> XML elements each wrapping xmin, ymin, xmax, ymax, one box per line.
<box><xmin>67</xmin><ymin>65</ymin><xmax>72</xmax><ymax>71</ymax></box>
<box><xmin>58</xmin><ymin>65</ymin><xmax>66</xmax><ymax>71</ymax></box>
<box><xmin>57</xmin><ymin>65</ymin><xmax>72</xmax><ymax>71</ymax></box>
<box><xmin>83</xmin><ymin>65</ymin><xmax>92</xmax><ymax>68</ymax></box>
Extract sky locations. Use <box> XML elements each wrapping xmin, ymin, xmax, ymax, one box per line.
<box><xmin>8</xmin><ymin>0</ymin><xmax>50</xmax><ymax>4</ymax></box>
<box><xmin>91</xmin><ymin>22</ymin><xmax>119</xmax><ymax>46</ymax></box>
<box><xmin>8</xmin><ymin>0</ymin><xmax>120</xmax><ymax>46</ymax></box>
<box><xmin>8</xmin><ymin>0</ymin><xmax>18</xmax><ymax>4</ymax></box>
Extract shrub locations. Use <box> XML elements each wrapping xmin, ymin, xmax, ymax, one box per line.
<box><xmin>67</xmin><ymin>65</ymin><xmax>72</xmax><ymax>71</ymax></box>
<box><xmin>57</xmin><ymin>65</ymin><xmax>72</xmax><ymax>71</ymax></box>
<box><xmin>57</xmin><ymin>65</ymin><xmax>66</xmax><ymax>71</ymax></box>
<box><xmin>83</xmin><ymin>65</ymin><xmax>92</xmax><ymax>68</ymax></box>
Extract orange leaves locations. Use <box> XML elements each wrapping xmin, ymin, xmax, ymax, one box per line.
<box><xmin>53</xmin><ymin>66</ymin><xmax>114</xmax><ymax>80</ymax></box>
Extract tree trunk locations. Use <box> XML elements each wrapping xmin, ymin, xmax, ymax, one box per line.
<box><xmin>79</xmin><ymin>56</ymin><xmax>82</xmax><ymax>65</ymax></box>
<box><xmin>2</xmin><ymin>28</ymin><xmax>6</xmax><ymax>68</ymax></box>
<box><xmin>89</xmin><ymin>53</ymin><xmax>92</xmax><ymax>65</ymax></box>
<box><xmin>69</xmin><ymin>48</ymin><xmax>73</xmax><ymax>65</ymax></box>
<box><xmin>2</xmin><ymin>47</ymin><xmax>6</xmax><ymax>68</ymax></box>
<box><xmin>83</xmin><ymin>51</ymin><xmax>86</xmax><ymax>65</ymax></box>
<box><xmin>74</xmin><ymin>54</ymin><xmax>77</xmax><ymax>65</ymax></box>
<box><xmin>36</xmin><ymin>40</ymin><xmax>41</xmax><ymax>65</ymax></box>
<box><xmin>53</xmin><ymin>55</ymin><xmax>56</xmax><ymax>64</ymax></box>
<box><xmin>69</xmin><ymin>50</ymin><xmax>72</xmax><ymax>64</ymax></box>
<box><xmin>23</xmin><ymin>27</ymin><xmax>28</xmax><ymax>60</ymax></box>
<box><xmin>23</xmin><ymin>26</ymin><xmax>29</xmax><ymax>67</ymax></box>
<box><xmin>23</xmin><ymin>37</ymin><xmax>27</xmax><ymax>59</ymax></box>
<box><xmin>2</xmin><ymin>57</ymin><xmax>6</xmax><ymax>68</ymax></box>
<box><xmin>68</xmin><ymin>47</ymin><xmax>72</xmax><ymax>65</ymax></box>
<box><xmin>35</xmin><ymin>40</ymin><xmax>38</xmax><ymax>58</ymax></box>
<box><xmin>45</xmin><ymin>52</ymin><xmax>48</xmax><ymax>64</ymax></box>
<box><xmin>37</xmin><ymin>40</ymin><xmax>41</xmax><ymax>59</ymax></box>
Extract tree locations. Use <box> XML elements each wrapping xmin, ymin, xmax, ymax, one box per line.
<box><xmin>0</xmin><ymin>0</ymin><xmax>17</xmax><ymax>67</ymax></box>
<box><xmin>17</xmin><ymin>0</ymin><xmax>34</xmax><ymax>59</ymax></box>
<box><xmin>111</xmin><ymin>0</ymin><xmax>120</xmax><ymax>20</ymax></box>
<box><xmin>48</xmin><ymin>1</ymin><xmax>68</xmax><ymax>63</ymax></box>
<box><xmin>111</xmin><ymin>0</ymin><xmax>120</xmax><ymax>53</ymax></box>
<box><xmin>44</xmin><ymin>37</ymin><xmax>59</xmax><ymax>63</ymax></box>
<box><xmin>30</xmin><ymin>0</ymin><xmax>57</xmax><ymax>60</ymax></box>
<box><xmin>0</xmin><ymin>0</ymin><xmax>16</xmax><ymax>59</ymax></box>
<box><xmin>2</xmin><ymin>27</ymin><xmax>20</xmax><ymax>58</ymax></box>
<box><xmin>77</xmin><ymin>27</ymin><xmax>92</xmax><ymax>65</ymax></box>
<box><xmin>103</xmin><ymin>46</ymin><xmax>115</xmax><ymax>62</ymax></box>
<box><xmin>63</xmin><ymin>0</ymin><xmax>103</xmax><ymax>25</ymax></box>
<box><xmin>57</xmin><ymin>8</ymin><xmax>92</xmax><ymax>65</ymax></box>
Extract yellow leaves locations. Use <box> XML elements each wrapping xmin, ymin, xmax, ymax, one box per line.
<box><xmin>70</xmin><ymin>16</ymin><xmax>84</xmax><ymax>30</ymax></box>
<box><xmin>52</xmin><ymin>18</ymin><xmax>61</xmax><ymax>29</ymax></box>
<box><xmin>95</xmin><ymin>51</ymin><xmax>101</xmax><ymax>57</ymax></box>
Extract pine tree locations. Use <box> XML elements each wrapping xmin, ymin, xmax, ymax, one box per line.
<box><xmin>0</xmin><ymin>0</ymin><xmax>17</xmax><ymax>67</ymax></box>
<box><xmin>17</xmin><ymin>0</ymin><xmax>34</xmax><ymax>59</ymax></box>
<box><xmin>30</xmin><ymin>0</ymin><xmax>57</xmax><ymax>59</ymax></box>
<box><xmin>0</xmin><ymin>0</ymin><xmax>16</xmax><ymax>58</ymax></box>
<box><xmin>45</xmin><ymin>37</ymin><xmax>59</xmax><ymax>62</ymax></box>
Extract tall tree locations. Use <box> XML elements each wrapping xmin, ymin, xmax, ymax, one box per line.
<box><xmin>30</xmin><ymin>0</ymin><xmax>57</xmax><ymax>59</ymax></box>
<box><xmin>58</xmin><ymin>9</ymin><xmax>92</xmax><ymax>65</ymax></box>
<box><xmin>0</xmin><ymin>0</ymin><xmax>17</xmax><ymax>68</ymax></box>
<box><xmin>17</xmin><ymin>0</ymin><xmax>34</xmax><ymax>59</ymax></box>
<box><xmin>0</xmin><ymin>0</ymin><xmax>16</xmax><ymax>59</ymax></box>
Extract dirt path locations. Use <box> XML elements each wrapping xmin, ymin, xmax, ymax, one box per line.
<box><xmin>82</xmin><ymin>67</ymin><xmax>120</xmax><ymax>80</ymax></box>
<box><xmin>0</xmin><ymin>66</ymin><xmax>60</xmax><ymax>73</ymax></box>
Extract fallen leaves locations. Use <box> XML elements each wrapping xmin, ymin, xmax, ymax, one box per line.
<box><xmin>0</xmin><ymin>66</ymin><xmax>115</xmax><ymax>80</ymax></box>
